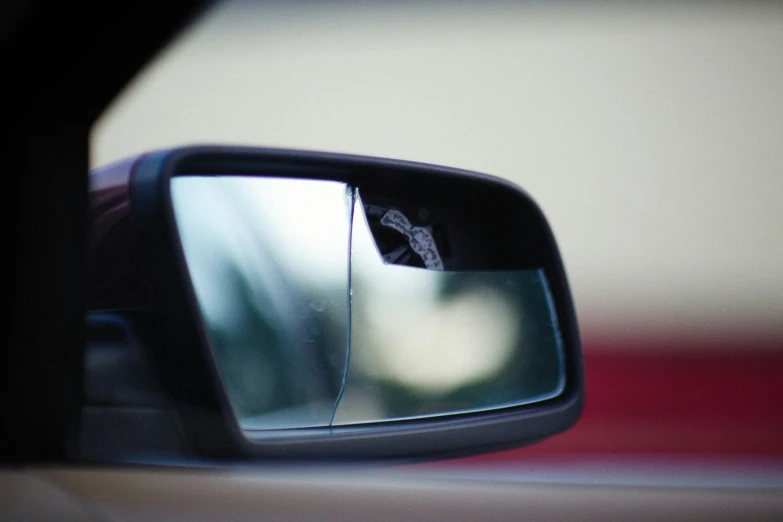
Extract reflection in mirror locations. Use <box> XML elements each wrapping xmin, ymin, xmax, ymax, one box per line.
<box><xmin>171</xmin><ymin>177</ymin><xmax>350</xmax><ymax>429</ymax></box>
<box><xmin>171</xmin><ymin>176</ymin><xmax>565</xmax><ymax>431</ymax></box>
<box><xmin>334</xmin><ymin>192</ymin><xmax>564</xmax><ymax>424</ymax></box>
<box><xmin>362</xmin><ymin>202</ymin><xmax>446</xmax><ymax>270</ymax></box>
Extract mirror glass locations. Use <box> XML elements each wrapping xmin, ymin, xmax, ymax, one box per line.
<box><xmin>171</xmin><ymin>175</ymin><xmax>565</xmax><ymax>431</ymax></box>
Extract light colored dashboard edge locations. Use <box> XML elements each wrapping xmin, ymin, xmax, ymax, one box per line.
<box><xmin>2</xmin><ymin>467</ymin><xmax>782</xmax><ymax>522</ymax></box>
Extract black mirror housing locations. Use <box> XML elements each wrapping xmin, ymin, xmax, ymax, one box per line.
<box><xmin>86</xmin><ymin>145</ymin><xmax>583</xmax><ymax>462</ymax></box>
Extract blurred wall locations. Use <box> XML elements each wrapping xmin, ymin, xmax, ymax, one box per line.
<box><xmin>92</xmin><ymin>0</ymin><xmax>783</xmax><ymax>342</ymax></box>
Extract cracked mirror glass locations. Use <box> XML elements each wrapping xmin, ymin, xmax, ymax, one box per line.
<box><xmin>171</xmin><ymin>176</ymin><xmax>565</xmax><ymax>431</ymax></box>
<box><xmin>172</xmin><ymin>176</ymin><xmax>350</xmax><ymax>429</ymax></box>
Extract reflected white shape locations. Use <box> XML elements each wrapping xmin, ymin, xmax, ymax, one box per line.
<box><xmin>378</xmin><ymin>209</ymin><xmax>444</xmax><ymax>270</ymax></box>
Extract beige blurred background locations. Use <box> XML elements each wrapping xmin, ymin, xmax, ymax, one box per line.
<box><xmin>91</xmin><ymin>0</ymin><xmax>783</xmax><ymax>342</ymax></box>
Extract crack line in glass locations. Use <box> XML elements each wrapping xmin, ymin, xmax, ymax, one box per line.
<box><xmin>329</xmin><ymin>185</ymin><xmax>357</xmax><ymax>426</ymax></box>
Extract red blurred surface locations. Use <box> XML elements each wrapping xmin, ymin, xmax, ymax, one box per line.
<box><xmin>450</xmin><ymin>333</ymin><xmax>783</xmax><ymax>463</ymax></box>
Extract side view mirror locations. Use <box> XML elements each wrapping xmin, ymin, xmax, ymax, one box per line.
<box><xmin>86</xmin><ymin>146</ymin><xmax>583</xmax><ymax>461</ymax></box>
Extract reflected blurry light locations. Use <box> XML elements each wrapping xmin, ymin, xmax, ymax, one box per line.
<box><xmin>366</xmin><ymin>285</ymin><xmax>519</xmax><ymax>394</ymax></box>
<box><xmin>350</xmin><ymin>195</ymin><xmax>519</xmax><ymax>394</ymax></box>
